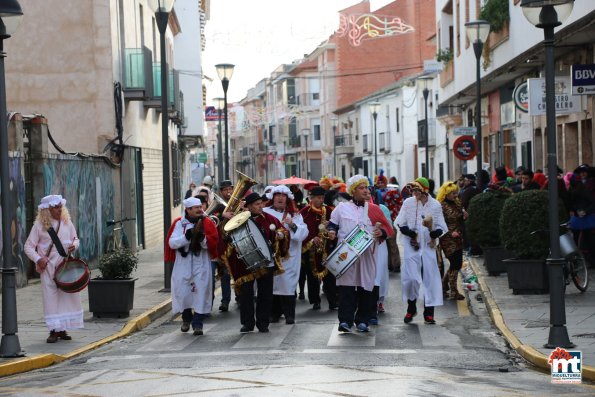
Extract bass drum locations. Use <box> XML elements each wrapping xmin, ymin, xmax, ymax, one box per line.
<box><xmin>54</xmin><ymin>257</ymin><xmax>90</xmax><ymax>293</ymax></box>
<box><xmin>225</xmin><ymin>212</ymin><xmax>273</xmax><ymax>272</ymax></box>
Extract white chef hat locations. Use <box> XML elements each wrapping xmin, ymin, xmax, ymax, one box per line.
<box><xmin>183</xmin><ymin>197</ymin><xmax>202</xmax><ymax>208</ymax></box>
<box><xmin>346</xmin><ymin>175</ymin><xmax>369</xmax><ymax>196</ymax></box>
<box><xmin>266</xmin><ymin>185</ymin><xmax>294</xmax><ymax>200</ymax></box>
<box><xmin>38</xmin><ymin>195</ymin><xmax>66</xmax><ymax>210</ymax></box>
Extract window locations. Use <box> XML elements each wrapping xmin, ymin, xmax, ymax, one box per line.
<box><xmin>152</xmin><ymin>17</ymin><xmax>157</xmax><ymax>61</ymax></box>
<box><xmin>312</xmin><ymin>93</ymin><xmax>320</xmax><ymax>100</ymax></box>
<box><xmin>171</xmin><ymin>143</ymin><xmax>181</xmax><ymax>207</ymax></box>
<box><xmin>313</xmin><ymin>125</ymin><xmax>320</xmax><ymax>141</ymax></box>
<box><xmin>139</xmin><ymin>4</ymin><xmax>145</xmax><ymax>48</ymax></box>
<box><xmin>396</xmin><ymin>107</ymin><xmax>400</xmax><ymax>132</ymax></box>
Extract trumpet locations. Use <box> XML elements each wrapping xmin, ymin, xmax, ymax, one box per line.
<box><xmin>203</xmin><ymin>193</ymin><xmax>228</xmax><ymax>226</ymax></box>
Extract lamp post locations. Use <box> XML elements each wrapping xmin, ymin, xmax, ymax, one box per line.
<box><xmin>465</xmin><ymin>20</ymin><xmax>490</xmax><ymax>174</ymax></box>
<box><xmin>213</xmin><ymin>97</ymin><xmax>225</xmax><ymax>184</ymax></box>
<box><xmin>419</xmin><ymin>76</ymin><xmax>433</xmax><ymax>178</ymax></box>
<box><xmin>331</xmin><ymin>116</ymin><xmax>338</xmax><ymax>177</ymax></box>
<box><xmin>0</xmin><ymin>0</ymin><xmax>24</xmax><ymax>358</ymax></box>
<box><xmin>369</xmin><ymin>102</ymin><xmax>380</xmax><ymax>179</ymax></box>
<box><xmin>149</xmin><ymin>0</ymin><xmax>175</xmax><ymax>291</ymax></box>
<box><xmin>302</xmin><ymin>128</ymin><xmax>310</xmax><ymax>179</ymax></box>
<box><xmin>215</xmin><ymin>64</ymin><xmax>234</xmax><ymax>180</ymax></box>
<box><xmin>521</xmin><ymin>0</ymin><xmax>575</xmax><ymax>348</ymax></box>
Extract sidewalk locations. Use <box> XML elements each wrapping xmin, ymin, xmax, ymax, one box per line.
<box><xmin>0</xmin><ymin>245</ymin><xmax>172</xmax><ymax>377</ymax></box>
<box><xmin>469</xmin><ymin>256</ymin><xmax>595</xmax><ymax>381</ymax></box>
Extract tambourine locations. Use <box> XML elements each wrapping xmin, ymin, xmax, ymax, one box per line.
<box><xmin>54</xmin><ymin>256</ymin><xmax>90</xmax><ymax>293</ymax></box>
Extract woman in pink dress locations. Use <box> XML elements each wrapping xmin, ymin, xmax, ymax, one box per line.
<box><xmin>24</xmin><ymin>195</ymin><xmax>82</xmax><ymax>343</ymax></box>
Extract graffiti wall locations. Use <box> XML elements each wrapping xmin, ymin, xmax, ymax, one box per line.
<box><xmin>0</xmin><ymin>154</ymin><xmax>28</xmax><ymax>287</ymax></box>
<box><xmin>41</xmin><ymin>156</ymin><xmax>116</xmax><ymax>264</ymax></box>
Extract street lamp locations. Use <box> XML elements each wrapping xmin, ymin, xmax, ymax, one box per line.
<box><xmin>0</xmin><ymin>0</ymin><xmax>24</xmax><ymax>358</ymax></box>
<box><xmin>465</xmin><ymin>19</ymin><xmax>490</xmax><ymax>174</ymax></box>
<box><xmin>369</xmin><ymin>102</ymin><xmax>380</xmax><ymax>179</ymax></box>
<box><xmin>419</xmin><ymin>76</ymin><xmax>433</xmax><ymax>178</ymax></box>
<box><xmin>213</xmin><ymin>97</ymin><xmax>225</xmax><ymax>184</ymax></box>
<box><xmin>302</xmin><ymin>128</ymin><xmax>310</xmax><ymax>179</ymax></box>
<box><xmin>148</xmin><ymin>0</ymin><xmax>176</xmax><ymax>291</ymax></box>
<box><xmin>521</xmin><ymin>0</ymin><xmax>575</xmax><ymax>349</ymax></box>
<box><xmin>331</xmin><ymin>116</ymin><xmax>338</xmax><ymax>177</ymax></box>
<box><xmin>215</xmin><ymin>63</ymin><xmax>234</xmax><ymax>180</ymax></box>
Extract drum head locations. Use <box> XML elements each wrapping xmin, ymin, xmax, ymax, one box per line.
<box><xmin>246</xmin><ymin>219</ymin><xmax>273</xmax><ymax>261</ymax></box>
<box><xmin>54</xmin><ymin>258</ymin><xmax>90</xmax><ymax>293</ymax></box>
<box><xmin>224</xmin><ymin>211</ymin><xmax>251</xmax><ymax>232</ymax></box>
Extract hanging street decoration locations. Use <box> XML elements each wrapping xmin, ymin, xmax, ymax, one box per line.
<box><xmin>336</xmin><ymin>13</ymin><xmax>414</xmax><ymax>47</ymax></box>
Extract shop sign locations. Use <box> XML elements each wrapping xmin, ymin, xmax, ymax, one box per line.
<box><xmin>571</xmin><ymin>64</ymin><xmax>595</xmax><ymax>95</ymax></box>
<box><xmin>513</xmin><ymin>81</ymin><xmax>529</xmax><ymax>113</ymax></box>
<box><xmin>528</xmin><ymin>77</ymin><xmax>580</xmax><ymax>116</ymax></box>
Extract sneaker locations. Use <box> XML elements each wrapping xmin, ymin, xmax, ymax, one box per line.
<box><xmin>424</xmin><ymin>316</ymin><xmax>436</xmax><ymax>325</ymax></box>
<box><xmin>356</xmin><ymin>323</ymin><xmax>369</xmax><ymax>332</ymax></box>
<box><xmin>404</xmin><ymin>312</ymin><xmax>417</xmax><ymax>324</ymax></box>
<box><xmin>377</xmin><ymin>302</ymin><xmax>385</xmax><ymax>313</ymax></box>
<box><xmin>46</xmin><ymin>331</ymin><xmax>58</xmax><ymax>343</ymax></box>
<box><xmin>368</xmin><ymin>318</ymin><xmax>379</xmax><ymax>326</ymax></box>
<box><xmin>193</xmin><ymin>328</ymin><xmax>203</xmax><ymax>336</ymax></box>
<box><xmin>240</xmin><ymin>326</ymin><xmax>253</xmax><ymax>334</ymax></box>
<box><xmin>56</xmin><ymin>331</ymin><xmax>72</xmax><ymax>340</ymax></box>
<box><xmin>219</xmin><ymin>302</ymin><xmax>229</xmax><ymax>312</ymax></box>
<box><xmin>338</xmin><ymin>322</ymin><xmax>351</xmax><ymax>333</ymax></box>
<box><xmin>312</xmin><ymin>303</ymin><xmax>321</xmax><ymax>310</ymax></box>
<box><xmin>181</xmin><ymin>322</ymin><xmax>190</xmax><ymax>332</ymax></box>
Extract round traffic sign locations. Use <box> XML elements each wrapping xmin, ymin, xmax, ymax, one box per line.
<box><xmin>453</xmin><ymin>135</ymin><xmax>477</xmax><ymax>161</ymax></box>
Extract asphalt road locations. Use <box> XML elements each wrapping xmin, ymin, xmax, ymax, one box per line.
<box><xmin>1</xmin><ymin>272</ymin><xmax>593</xmax><ymax>396</ymax></box>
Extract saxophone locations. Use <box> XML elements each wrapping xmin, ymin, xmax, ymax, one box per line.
<box><xmin>316</xmin><ymin>210</ymin><xmax>329</xmax><ymax>254</ymax></box>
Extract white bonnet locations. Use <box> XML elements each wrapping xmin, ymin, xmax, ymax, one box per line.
<box><xmin>266</xmin><ymin>185</ymin><xmax>294</xmax><ymax>200</ymax></box>
<box><xmin>183</xmin><ymin>197</ymin><xmax>202</xmax><ymax>208</ymax></box>
<box><xmin>38</xmin><ymin>195</ymin><xmax>66</xmax><ymax>210</ymax></box>
<box><xmin>346</xmin><ymin>175</ymin><xmax>369</xmax><ymax>195</ymax></box>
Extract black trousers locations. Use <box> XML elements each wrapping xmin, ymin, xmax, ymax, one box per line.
<box><xmin>446</xmin><ymin>249</ymin><xmax>463</xmax><ymax>271</ymax></box>
<box><xmin>271</xmin><ymin>294</ymin><xmax>296</xmax><ymax>320</ymax></box>
<box><xmin>338</xmin><ymin>286</ymin><xmax>375</xmax><ymax>327</ymax></box>
<box><xmin>239</xmin><ymin>269</ymin><xmax>273</xmax><ymax>330</ymax></box>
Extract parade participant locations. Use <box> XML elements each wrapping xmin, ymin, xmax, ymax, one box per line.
<box><xmin>212</xmin><ymin>179</ymin><xmax>234</xmax><ymax>312</ymax></box>
<box><xmin>24</xmin><ymin>195</ymin><xmax>82</xmax><ymax>343</ymax></box>
<box><xmin>264</xmin><ymin>186</ymin><xmax>308</xmax><ymax>324</ymax></box>
<box><xmin>221</xmin><ymin>192</ymin><xmax>289</xmax><ymax>333</ymax></box>
<box><xmin>437</xmin><ymin>181</ymin><xmax>466</xmax><ymax>301</ymax></box>
<box><xmin>185</xmin><ymin>182</ymin><xmax>197</xmax><ymax>199</ymax></box>
<box><xmin>326</xmin><ymin>175</ymin><xmax>394</xmax><ymax>333</ymax></box>
<box><xmin>300</xmin><ymin>186</ymin><xmax>337</xmax><ymax>310</ymax></box>
<box><xmin>371</xmin><ymin>203</ymin><xmax>392</xmax><ymax>321</ymax></box>
<box><xmin>395</xmin><ymin>178</ymin><xmax>447</xmax><ymax>324</ymax></box>
<box><xmin>374</xmin><ymin>170</ymin><xmax>388</xmax><ymax>205</ymax></box>
<box><xmin>383</xmin><ymin>183</ymin><xmax>402</xmax><ymax>273</ymax></box>
<box><xmin>168</xmin><ymin>197</ymin><xmax>218</xmax><ymax>335</ymax></box>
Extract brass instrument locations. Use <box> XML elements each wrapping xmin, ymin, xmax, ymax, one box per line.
<box><xmin>204</xmin><ymin>193</ymin><xmax>228</xmax><ymax>226</ymax></box>
<box><xmin>316</xmin><ymin>213</ymin><xmax>329</xmax><ymax>254</ymax></box>
<box><xmin>219</xmin><ymin>171</ymin><xmax>258</xmax><ymax>230</ymax></box>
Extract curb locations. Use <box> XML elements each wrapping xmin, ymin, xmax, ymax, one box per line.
<box><xmin>0</xmin><ymin>298</ymin><xmax>172</xmax><ymax>378</ymax></box>
<box><xmin>468</xmin><ymin>258</ymin><xmax>595</xmax><ymax>381</ymax></box>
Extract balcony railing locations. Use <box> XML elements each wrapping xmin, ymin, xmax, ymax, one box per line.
<box><xmin>123</xmin><ymin>47</ymin><xmax>154</xmax><ymax>100</ymax></box>
<box><xmin>289</xmin><ymin>136</ymin><xmax>301</xmax><ymax>148</ymax></box>
<box><xmin>335</xmin><ymin>134</ymin><xmax>353</xmax><ymax>147</ymax></box>
<box><xmin>296</xmin><ymin>93</ymin><xmax>320</xmax><ymax>107</ymax></box>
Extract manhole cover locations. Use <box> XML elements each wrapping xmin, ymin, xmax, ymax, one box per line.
<box><xmin>523</xmin><ymin>320</ymin><xmax>549</xmax><ymax>328</ymax></box>
<box><xmin>573</xmin><ymin>333</ymin><xmax>595</xmax><ymax>338</ymax></box>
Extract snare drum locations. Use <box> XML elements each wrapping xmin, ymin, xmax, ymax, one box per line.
<box><xmin>54</xmin><ymin>257</ymin><xmax>90</xmax><ymax>293</ymax></box>
<box><xmin>323</xmin><ymin>226</ymin><xmax>375</xmax><ymax>278</ymax></box>
<box><xmin>225</xmin><ymin>213</ymin><xmax>273</xmax><ymax>272</ymax></box>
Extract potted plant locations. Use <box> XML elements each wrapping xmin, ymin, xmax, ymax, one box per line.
<box><xmin>499</xmin><ymin>190</ymin><xmax>567</xmax><ymax>294</ymax></box>
<box><xmin>88</xmin><ymin>248</ymin><xmax>138</xmax><ymax>318</ymax></box>
<box><xmin>466</xmin><ymin>190</ymin><xmax>512</xmax><ymax>275</ymax></box>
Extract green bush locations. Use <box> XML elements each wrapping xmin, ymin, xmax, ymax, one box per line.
<box><xmin>466</xmin><ymin>190</ymin><xmax>510</xmax><ymax>247</ymax></box>
<box><xmin>98</xmin><ymin>248</ymin><xmax>138</xmax><ymax>279</ymax></box>
<box><xmin>499</xmin><ymin>190</ymin><xmax>568</xmax><ymax>259</ymax></box>
<box><xmin>480</xmin><ymin>0</ymin><xmax>509</xmax><ymax>33</ymax></box>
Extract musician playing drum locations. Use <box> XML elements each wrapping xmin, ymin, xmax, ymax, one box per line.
<box><xmin>300</xmin><ymin>186</ymin><xmax>338</xmax><ymax>311</ymax></box>
<box><xmin>326</xmin><ymin>175</ymin><xmax>394</xmax><ymax>333</ymax></box>
<box><xmin>24</xmin><ymin>195</ymin><xmax>81</xmax><ymax>343</ymax></box>
<box><xmin>222</xmin><ymin>192</ymin><xmax>289</xmax><ymax>334</ymax></box>
<box><xmin>263</xmin><ymin>185</ymin><xmax>308</xmax><ymax>324</ymax></box>
<box><xmin>169</xmin><ymin>197</ymin><xmax>219</xmax><ymax>336</ymax></box>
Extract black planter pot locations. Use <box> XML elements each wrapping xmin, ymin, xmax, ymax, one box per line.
<box><xmin>482</xmin><ymin>246</ymin><xmax>513</xmax><ymax>276</ymax></box>
<box><xmin>504</xmin><ymin>259</ymin><xmax>549</xmax><ymax>295</ymax></box>
<box><xmin>88</xmin><ymin>278</ymin><xmax>137</xmax><ymax>318</ymax></box>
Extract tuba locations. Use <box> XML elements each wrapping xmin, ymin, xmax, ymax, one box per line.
<box><xmin>219</xmin><ymin>171</ymin><xmax>257</xmax><ymax>230</ymax></box>
<box><xmin>204</xmin><ymin>193</ymin><xmax>228</xmax><ymax>226</ymax></box>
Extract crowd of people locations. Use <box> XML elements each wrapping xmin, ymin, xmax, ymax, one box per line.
<box><xmin>25</xmin><ymin>161</ymin><xmax>593</xmax><ymax>342</ymax></box>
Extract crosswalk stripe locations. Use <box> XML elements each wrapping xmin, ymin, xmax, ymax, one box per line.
<box><xmin>232</xmin><ymin>323</ymin><xmax>295</xmax><ymax>349</ymax></box>
<box><xmin>138</xmin><ymin>323</ymin><xmax>217</xmax><ymax>352</ymax></box>
<box><xmin>327</xmin><ymin>326</ymin><xmax>376</xmax><ymax>347</ymax></box>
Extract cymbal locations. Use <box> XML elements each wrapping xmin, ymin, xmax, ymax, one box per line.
<box><xmin>224</xmin><ymin>211</ymin><xmax>251</xmax><ymax>232</ymax></box>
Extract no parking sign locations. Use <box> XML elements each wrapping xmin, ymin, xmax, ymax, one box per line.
<box><xmin>453</xmin><ymin>135</ymin><xmax>477</xmax><ymax>161</ymax></box>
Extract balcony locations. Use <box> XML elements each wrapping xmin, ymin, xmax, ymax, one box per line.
<box><xmin>123</xmin><ymin>47</ymin><xmax>154</xmax><ymax>100</ymax></box>
<box><xmin>335</xmin><ymin>134</ymin><xmax>354</xmax><ymax>156</ymax></box>
<box><xmin>288</xmin><ymin>136</ymin><xmax>301</xmax><ymax>148</ymax></box>
<box><xmin>144</xmin><ymin>64</ymin><xmax>181</xmax><ymax>124</ymax></box>
<box><xmin>295</xmin><ymin>92</ymin><xmax>320</xmax><ymax>108</ymax></box>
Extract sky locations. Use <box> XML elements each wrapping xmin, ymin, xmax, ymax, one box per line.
<box><xmin>203</xmin><ymin>0</ymin><xmax>393</xmax><ymax>103</ymax></box>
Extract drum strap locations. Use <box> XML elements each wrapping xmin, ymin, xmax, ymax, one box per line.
<box><xmin>46</xmin><ymin>221</ymin><xmax>67</xmax><ymax>257</ymax></box>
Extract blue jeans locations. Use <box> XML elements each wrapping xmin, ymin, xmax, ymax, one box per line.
<box><xmin>212</xmin><ymin>261</ymin><xmax>231</xmax><ymax>304</ymax></box>
<box><xmin>181</xmin><ymin>309</ymin><xmax>207</xmax><ymax>329</ymax></box>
